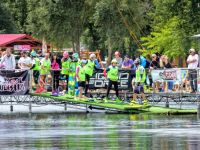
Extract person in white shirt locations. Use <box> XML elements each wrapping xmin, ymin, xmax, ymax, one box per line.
<box><xmin>18</xmin><ymin>51</ymin><xmax>32</xmax><ymax>69</ymax></box>
<box><xmin>187</xmin><ymin>48</ymin><xmax>199</xmax><ymax>93</ymax></box>
<box><xmin>0</xmin><ymin>48</ymin><xmax>16</xmax><ymax>70</ymax></box>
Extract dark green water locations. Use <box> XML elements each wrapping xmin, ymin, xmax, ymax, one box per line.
<box><xmin>0</xmin><ymin>113</ymin><xmax>199</xmax><ymax>150</ymax></box>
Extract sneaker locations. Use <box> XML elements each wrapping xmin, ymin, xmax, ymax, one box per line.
<box><xmin>39</xmin><ymin>87</ymin><xmax>45</xmax><ymax>93</ymax></box>
<box><xmin>130</xmin><ymin>99</ymin><xmax>137</xmax><ymax>105</ymax></box>
<box><xmin>103</xmin><ymin>97</ymin><xmax>109</xmax><ymax>103</ymax></box>
<box><xmin>52</xmin><ymin>90</ymin><xmax>56</xmax><ymax>94</ymax></box>
<box><xmin>35</xmin><ymin>88</ymin><xmax>41</xmax><ymax>94</ymax></box>
<box><xmin>88</xmin><ymin>98</ymin><xmax>95</xmax><ymax>102</ymax></box>
<box><xmin>52</xmin><ymin>90</ymin><xmax>59</xmax><ymax>96</ymax></box>
<box><xmin>143</xmin><ymin>99</ymin><xmax>149</xmax><ymax>105</ymax></box>
<box><xmin>116</xmin><ymin>97</ymin><xmax>123</xmax><ymax>104</ymax></box>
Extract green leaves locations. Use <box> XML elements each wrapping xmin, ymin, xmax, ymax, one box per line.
<box><xmin>0</xmin><ymin>3</ymin><xmax>16</xmax><ymax>33</ymax></box>
<box><xmin>141</xmin><ymin>0</ymin><xmax>200</xmax><ymax>59</ymax></box>
<box><xmin>142</xmin><ymin>17</ymin><xmax>184</xmax><ymax>58</ymax></box>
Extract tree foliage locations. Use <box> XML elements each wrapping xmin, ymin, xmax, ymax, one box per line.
<box><xmin>4</xmin><ymin>0</ymin><xmax>28</xmax><ymax>33</ymax></box>
<box><xmin>1</xmin><ymin>0</ymin><xmax>200</xmax><ymax>63</ymax></box>
<box><xmin>92</xmin><ymin>0</ymin><xmax>150</xmax><ymax>62</ymax></box>
<box><xmin>0</xmin><ymin>3</ymin><xmax>16</xmax><ymax>33</ymax></box>
<box><xmin>141</xmin><ymin>0</ymin><xmax>200</xmax><ymax>59</ymax></box>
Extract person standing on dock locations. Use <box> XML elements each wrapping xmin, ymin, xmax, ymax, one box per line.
<box><xmin>76</xmin><ymin>60</ymin><xmax>87</xmax><ymax>100</ymax></box>
<box><xmin>130</xmin><ymin>58</ymin><xmax>148</xmax><ymax>106</ymax></box>
<box><xmin>84</xmin><ymin>53</ymin><xmax>96</xmax><ymax>96</ymax></box>
<box><xmin>61</xmin><ymin>51</ymin><xmax>71</xmax><ymax>93</ymax></box>
<box><xmin>51</xmin><ymin>53</ymin><xmax>61</xmax><ymax>96</ymax></box>
<box><xmin>104</xmin><ymin>59</ymin><xmax>120</xmax><ymax>102</ymax></box>
<box><xmin>68</xmin><ymin>53</ymin><xmax>79</xmax><ymax>96</ymax></box>
<box><xmin>30</xmin><ymin>51</ymin><xmax>41</xmax><ymax>93</ymax></box>
<box><xmin>187</xmin><ymin>48</ymin><xmax>199</xmax><ymax>93</ymax></box>
<box><xmin>38</xmin><ymin>53</ymin><xmax>51</xmax><ymax>93</ymax></box>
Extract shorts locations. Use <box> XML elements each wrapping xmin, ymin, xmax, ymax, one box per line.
<box><xmin>134</xmin><ymin>85</ymin><xmax>144</xmax><ymax>94</ymax></box>
<box><xmin>85</xmin><ymin>74</ymin><xmax>90</xmax><ymax>83</ymax></box>
<box><xmin>78</xmin><ymin>81</ymin><xmax>86</xmax><ymax>88</ymax></box>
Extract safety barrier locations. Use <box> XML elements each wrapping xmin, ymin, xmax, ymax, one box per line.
<box><xmin>0</xmin><ymin>68</ymin><xmax>199</xmax><ymax>95</ymax></box>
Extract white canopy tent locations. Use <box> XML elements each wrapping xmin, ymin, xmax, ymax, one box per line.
<box><xmin>192</xmin><ymin>34</ymin><xmax>200</xmax><ymax>38</ymax></box>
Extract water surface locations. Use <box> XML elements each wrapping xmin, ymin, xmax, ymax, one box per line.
<box><xmin>0</xmin><ymin>113</ymin><xmax>199</xmax><ymax>150</ymax></box>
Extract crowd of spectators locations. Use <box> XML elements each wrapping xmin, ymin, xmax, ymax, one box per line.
<box><xmin>0</xmin><ymin>48</ymin><xmax>199</xmax><ymax>94</ymax></box>
<box><xmin>112</xmin><ymin>49</ymin><xmax>199</xmax><ymax>93</ymax></box>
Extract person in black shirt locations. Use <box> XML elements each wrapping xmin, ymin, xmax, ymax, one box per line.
<box><xmin>160</xmin><ymin>55</ymin><xmax>172</xmax><ymax>69</ymax></box>
<box><xmin>150</xmin><ymin>54</ymin><xmax>160</xmax><ymax>69</ymax></box>
<box><xmin>160</xmin><ymin>55</ymin><xmax>173</xmax><ymax>92</ymax></box>
<box><xmin>149</xmin><ymin>54</ymin><xmax>161</xmax><ymax>92</ymax></box>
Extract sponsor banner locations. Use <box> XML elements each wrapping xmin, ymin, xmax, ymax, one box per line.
<box><xmin>14</xmin><ymin>45</ymin><xmax>31</xmax><ymax>51</ymax></box>
<box><xmin>151</xmin><ymin>69</ymin><xmax>182</xmax><ymax>82</ymax></box>
<box><xmin>89</xmin><ymin>69</ymin><xmax>131</xmax><ymax>90</ymax></box>
<box><xmin>0</xmin><ymin>70</ymin><xmax>29</xmax><ymax>95</ymax></box>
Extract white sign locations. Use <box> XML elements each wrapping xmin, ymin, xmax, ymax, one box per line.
<box><xmin>151</xmin><ymin>69</ymin><xmax>187</xmax><ymax>82</ymax></box>
<box><xmin>14</xmin><ymin>45</ymin><xmax>31</xmax><ymax>51</ymax></box>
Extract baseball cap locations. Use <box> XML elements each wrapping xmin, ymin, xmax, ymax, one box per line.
<box><xmin>189</xmin><ymin>48</ymin><xmax>195</xmax><ymax>53</ymax></box>
<box><xmin>151</xmin><ymin>54</ymin><xmax>157</xmax><ymax>58</ymax></box>
<box><xmin>124</xmin><ymin>55</ymin><xmax>129</xmax><ymax>58</ymax></box>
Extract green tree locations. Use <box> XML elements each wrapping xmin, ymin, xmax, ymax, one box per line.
<box><xmin>141</xmin><ymin>17</ymin><xmax>184</xmax><ymax>58</ymax></box>
<box><xmin>0</xmin><ymin>3</ymin><xmax>16</xmax><ymax>33</ymax></box>
<box><xmin>4</xmin><ymin>0</ymin><xmax>28</xmax><ymax>33</ymax></box>
<box><xmin>27</xmin><ymin>0</ymin><xmax>91</xmax><ymax>51</ymax></box>
<box><xmin>141</xmin><ymin>0</ymin><xmax>200</xmax><ymax>59</ymax></box>
<box><xmin>93</xmin><ymin>0</ymin><xmax>150</xmax><ymax>63</ymax></box>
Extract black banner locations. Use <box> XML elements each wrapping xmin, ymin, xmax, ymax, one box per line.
<box><xmin>89</xmin><ymin>69</ymin><xmax>131</xmax><ymax>90</ymax></box>
<box><xmin>0</xmin><ymin>70</ymin><xmax>29</xmax><ymax>95</ymax></box>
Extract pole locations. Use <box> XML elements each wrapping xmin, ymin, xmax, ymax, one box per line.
<box><xmin>165</xmin><ymin>96</ymin><xmax>169</xmax><ymax>108</ymax></box>
<box><xmin>29</xmin><ymin>98</ymin><xmax>32</xmax><ymax>113</ymax></box>
<box><xmin>64</xmin><ymin>103</ymin><xmax>67</xmax><ymax>111</ymax></box>
<box><xmin>197</xmin><ymin>104</ymin><xmax>200</xmax><ymax>120</ymax></box>
<box><xmin>10</xmin><ymin>103</ymin><xmax>13</xmax><ymax>112</ymax></box>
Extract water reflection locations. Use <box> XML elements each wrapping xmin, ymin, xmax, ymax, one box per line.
<box><xmin>0</xmin><ymin>113</ymin><xmax>199</xmax><ymax>149</ymax></box>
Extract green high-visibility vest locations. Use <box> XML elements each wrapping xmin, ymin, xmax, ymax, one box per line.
<box><xmin>61</xmin><ymin>58</ymin><xmax>71</xmax><ymax>75</ymax></box>
<box><xmin>78</xmin><ymin>66</ymin><xmax>85</xmax><ymax>81</ymax></box>
<box><xmin>40</xmin><ymin>59</ymin><xmax>51</xmax><ymax>75</ymax></box>
<box><xmin>32</xmin><ymin>58</ymin><xmax>40</xmax><ymax>71</ymax></box>
<box><xmin>69</xmin><ymin>61</ymin><xmax>79</xmax><ymax>76</ymax></box>
<box><xmin>135</xmin><ymin>66</ymin><xmax>146</xmax><ymax>83</ymax></box>
<box><xmin>107</xmin><ymin>66</ymin><xmax>118</xmax><ymax>81</ymax></box>
<box><xmin>84</xmin><ymin>60</ymin><xmax>95</xmax><ymax>77</ymax></box>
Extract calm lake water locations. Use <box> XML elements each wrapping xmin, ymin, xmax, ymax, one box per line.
<box><xmin>0</xmin><ymin>113</ymin><xmax>199</xmax><ymax>150</ymax></box>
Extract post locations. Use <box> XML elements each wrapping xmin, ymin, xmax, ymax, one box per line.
<box><xmin>197</xmin><ymin>104</ymin><xmax>200</xmax><ymax>120</ymax></box>
<box><xmin>86</xmin><ymin>104</ymin><xmax>89</xmax><ymax>113</ymax></box>
<box><xmin>29</xmin><ymin>98</ymin><xmax>32</xmax><ymax>113</ymax></box>
<box><xmin>64</xmin><ymin>103</ymin><xmax>67</xmax><ymax>111</ymax></box>
<box><xmin>29</xmin><ymin>70</ymin><xmax>33</xmax><ymax>93</ymax></box>
<box><xmin>165</xmin><ymin>97</ymin><xmax>169</xmax><ymax>108</ymax></box>
<box><xmin>10</xmin><ymin>104</ymin><xmax>13</xmax><ymax>112</ymax></box>
<box><xmin>124</xmin><ymin>90</ymin><xmax>127</xmax><ymax>101</ymax></box>
<box><xmin>178</xmin><ymin>93</ymin><xmax>182</xmax><ymax>109</ymax></box>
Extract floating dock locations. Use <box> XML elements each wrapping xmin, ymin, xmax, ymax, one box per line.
<box><xmin>30</xmin><ymin>93</ymin><xmax>197</xmax><ymax>114</ymax></box>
